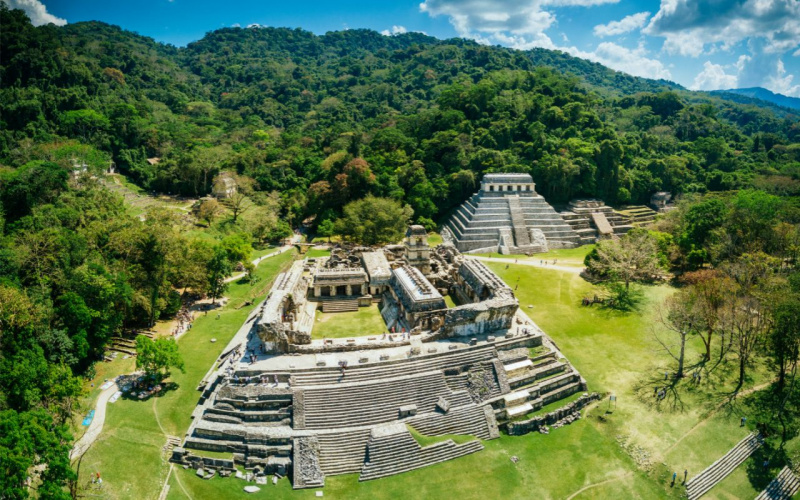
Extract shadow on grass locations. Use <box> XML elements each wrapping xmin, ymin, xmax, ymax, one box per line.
<box><xmin>121</xmin><ymin>381</ymin><xmax>179</xmax><ymax>402</ymax></box>
<box><xmin>746</xmin><ymin>442</ymin><xmax>788</xmax><ymax>492</ymax></box>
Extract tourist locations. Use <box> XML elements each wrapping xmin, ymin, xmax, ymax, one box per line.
<box><xmin>654</xmin><ymin>386</ymin><xmax>658</xmax><ymax>396</ymax></box>
<box><xmin>683</xmin><ymin>469</ymin><xmax>688</xmax><ymax>483</ymax></box>
<box><xmin>671</xmin><ymin>471</ymin><xmax>677</xmax><ymax>486</ymax></box>
<box><xmin>741</xmin><ymin>416</ymin><xmax>747</xmax><ymax>427</ymax></box>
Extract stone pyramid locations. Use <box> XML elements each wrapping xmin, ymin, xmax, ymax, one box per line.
<box><xmin>444</xmin><ymin>173</ymin><xmax>580</xmax><ymax>254</ymax></box>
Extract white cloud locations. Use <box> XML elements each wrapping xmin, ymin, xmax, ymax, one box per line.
<box><xmin>765</xmin><ymin>59</ymin><xmax>800</xmax><ymax>96</ymax></box>
<box><xmin>644</xmin><ymin>0</ymin><xmax>800</xmax><ymax>57</ymax></box>
<box><xmin>381</xmin><ymin>25</ymin><xmax>408</xmax><ymax>36</ymax></box>
<box><xmin>691</xmin><ymin>61</ymin><xmax>738</xmax><ymax>90</ymax></box>
<box><xmin>231</xmin><ymin>23</ymin><xmax>241</xmax><ymax>28</ymax></box>
<box><xmin>593</xmin><ymin>11</ymin><xmax>650</xmax><ymax>37</ymax></box>
<box><xmin>567</xmin><ymin>41</ymin><xmax>672</xmax><ymax>80</ymax></box>
<box><xmin>420</xmin><ymin>0</ymin><xmax>617</xmax><ymax>49</ymax></box>
<box><xmin>1</xmin><ymin>0</ymin><xmax>66</xmax><ymax>26</ymax></box>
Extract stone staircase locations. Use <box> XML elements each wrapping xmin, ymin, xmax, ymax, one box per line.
<box><xmin>316</xmin><ymin>429</ymin><xmax>371</xmax><ymax>476</ymax></box>
<box><xmin>756</xmin><ymin>466</ymin><xmax>800</xmax><ymax>500</ymax></box>
<box><xmin>615</xmin><ymin>205</ymin><xmax>657</xmax><ymax>227</ymax></box>
<box><xmin>686</xmin><ymin>432</ymin><xmax>763</xmax><ymax>500</ymax></box>
<box><xmin>320</xmin><ymin>298</ymin><xmax>359</xmax><ymax>313</ymax></box>
<box><xmin>507</xmin><ymin>197</ymin><xmax>532</xmax><ymax>247</ymax></box>
<box><xmin>559</xmin><ymin>199</ymin><xmax>633</xmax><ymax>244</ymax></box>
<box><xmin>359</xmin><ymin>425</ymin><xmax>483</xmax><ymax>481</ymax></box>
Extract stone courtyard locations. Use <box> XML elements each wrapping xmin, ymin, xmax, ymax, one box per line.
<box><xmin>172</xmin><ymin>226</ymin><xmax>592</xmax><ymax>489</ymax></box>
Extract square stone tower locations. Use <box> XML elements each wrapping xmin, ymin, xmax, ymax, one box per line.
<box><xmin>404</xmin><ymin>225</ymin><xmax>431</xmax><ymax>274</ymax></box>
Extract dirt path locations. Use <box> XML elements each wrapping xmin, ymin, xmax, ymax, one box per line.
<box><xmin>468</xmin><ymin>255</ymin><xmax>584</xmax><ymax>274</ymax></box>
<box><xmin>70</xmin><ymin>382</ymin><xmax>118</xmax><ymax>461</ymax></box>
<box><xmin>224</xmin><ymin>238</ymin><xmax>299</xmax><ymax>283</ymax></box>
<box><xmin>663</xmin><ymin>381</ymin><xmax>773</xmax><ymax>456</ymax></box>
<box><xmin>565</xmin><ymin>473</ymin><xmax>633</xmax><ymax>500</ymax></box>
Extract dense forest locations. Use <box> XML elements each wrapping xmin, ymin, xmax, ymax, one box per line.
<box><xmin>1</xmin><ymin>6</ymin><xmax>800</xmax><ymax>498</ymax></box>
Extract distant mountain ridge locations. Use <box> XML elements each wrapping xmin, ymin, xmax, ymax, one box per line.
<box><xmin>711</xmin><ymin>87</ymin><xmax>800</xmax><ymax>111</ymax></box>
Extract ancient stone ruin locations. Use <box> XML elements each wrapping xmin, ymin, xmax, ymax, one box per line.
<box><xmin>172</xmin><ymin>234</ymin><xmax>593</xmax><ymax>488</ymax></box>
<box><xmin>444</xmin><ymin>173</ymin><xmax>580</xmax><ymax>254</ymax></box>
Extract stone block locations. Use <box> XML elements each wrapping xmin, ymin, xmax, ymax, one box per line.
<box><xmin>436</xmin><ymin>397</ymin><xmax>450</xmax><ymax>413</ymax></box>
<box><xmin>398</xmin><ymin>404</ymin><xmax>417</xmax><ymax>418</ymax></box>
<box><xmin>316</xmin><ymin>361</ymin><xmax>326</xmax><ymax>367</ymax></box>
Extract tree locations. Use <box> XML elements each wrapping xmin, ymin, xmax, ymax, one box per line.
<box><xmin>206</xmin><ymin>246</ymin><xmax>232</xmax><ymax>303</ymax></box>
<box><xmin>680</xmin><ymin>270</ymin><xmax>729</xmax><ymax>362</ymax></box>
<box><xmin>214</xmin><ymin>172</ymin><xmax>256</xmax><ymax>223</ymax></box>
<box><xmin>769</xmin><ymin>296</ymin><xmax>800</xmax><ymax>391</ymax></box>
<box><xmin>193</xmin><ymin>198</ymin><xmax>221</xmax><ymax>227</ymax></box>
<box><xmin>336</xmin><ymin>196</ymin><xmax>413</xmax><ymax>246</ymax></box>
<box><xmin>135</xmin><ymin>336</ymin><xmax>185</xmax><ymax>382</ymax></box>
<box><xmin>317</xmin><ymin>218</ymin><xmax>336</xmax><ymax>242</ymax></box>
<box><xmin>655</xmin><ymin>289</ymin><xmax>698</xmax><ymax>378</ymax></box>
<box><xmin>585</xmin><ymin>229</ymin><xmax>663</xmax><ymax>292</ymax></box>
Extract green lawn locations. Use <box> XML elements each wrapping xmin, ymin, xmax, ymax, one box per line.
<box><xmin>312</xmin><ymin>304</ymin><xmax>387</xmax><ymax>339</ymax></box>
<box><xmin>444</xmin><ymin>294</ymin><xmax>457</xmax><ymax>308</ymax></box>
<box><xmin>477</xmin><ymin>245</ymin><xmax>595</xmax><ymax>266</ymax></box>
<box><xmin>75</xmin><ymin>250</ymin><xmax>297</xmax><ymax>500</ymax></box>
<box><xmin>304</xmin><ymin>248</ymin><xmax>331</xmax><ymax>258</ymax></box>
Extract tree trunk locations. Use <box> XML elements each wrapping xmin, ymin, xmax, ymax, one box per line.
<box><xmin>737</xmin><ymin>354</ymin><xmax>746</xmax><ymax>390</ymax></box>
<box><xmin>677</xmin><ymin>333</ymin><xmax>686</xmax><ymax>378</ymax></box>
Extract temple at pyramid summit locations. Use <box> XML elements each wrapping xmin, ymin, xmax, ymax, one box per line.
<box><xmin>443</xmin><ymin>173</ymin><xmax>581</xmax><ymax>254</ymax></box>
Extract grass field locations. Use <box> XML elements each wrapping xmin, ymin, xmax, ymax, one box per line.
<box><xmin>79</xmin><ymin>244</ymin><xmax>779</xmax><ymax>500</ymax></box>
<box><xmin>74</xmin><ymin>250</ymin><xmax>297</xmax><ymax>500</ymax></box>
<box><xmin>312</xmin><ymin>304</ymin><xmax>388</xmax><ymax>339</ymax></box>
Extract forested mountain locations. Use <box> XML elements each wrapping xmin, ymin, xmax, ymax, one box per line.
<box><xmin>2</xmin><ymin>6</ymin><xmax>799</xmax><ymax>230</ymax></box>
<box><xmin>712</xmin><ymin>87</ymin><xmax>800</xmax><ymax>112</ymax></box>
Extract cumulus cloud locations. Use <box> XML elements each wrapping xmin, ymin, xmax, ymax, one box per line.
<box><xmin>691</xmin><ymin>61</ymin><xmax>738</xmax><ymax>90</ymax></box>
<box><xmin>381</xmin><ymin>25</ymin><xmax>408</xmax><ymax>36</ymax></box>
<box><xmin>644</xmin><ymin>0</ymin><xmax>800</xmax><ymax>56</ymax></box>
<box><xmin>765</xmin><ymin>59</ymin><xmax>800</xmax><ymax>96</ymax></box>
<box><xmin>568</xmin><ymin>42</ymin><xmax>672</xmax><ymax>80</ymax></box>
<box><xmin>593</xmin><ymin>11</ymin><xmax>650</xmax><ymax>37</ymax></box>
<box><xmin>420</xmin><ymin>0</ymin><xmax>617</xmax><ymax>49</ymax></box>
<box><xmin>1</xmin><ymin>0</ymin><xmax>66</xmax><ymax>26</ymax></box>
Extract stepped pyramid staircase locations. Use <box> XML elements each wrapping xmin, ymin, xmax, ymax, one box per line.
<box><xmin>756</xmin><ymin>466</ymin><xmax>800</xmax><ymax>500</ymax></box>
<box><xmin>559</xmin><ymin>199</ymin><xmax>633</xmax><ymax>244</ymax></box>
<box><xmin>686</xmin><ymin>432</ymin><xmax>763</xmax><ymax>500</ymax></box>
<box><xmin>507</xmin><ymin>197</ymin><xmax>532</xmax><ymax>247</ymax></box>
<box><xmin>615</xmin><ymin>205</ymin><xmax>658</xmax><ymax>227</ymax></box>
<box><xmin>446</xmin><ymin>188</ymin><xmax>580</xmax><ymax>253</ymax></box>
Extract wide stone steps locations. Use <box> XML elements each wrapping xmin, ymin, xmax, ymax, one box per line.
<box><xmin>756</xmin><ymin>466</ymin><xmax>800</xmax><ymax>500</ymax></box>
<box><xmin>301</xmin><ymin>372</ymin><xmax>454</xmax><ymax>429</ymax></box>
<box><xmin>359</xmin><ymin>430</ymin><xmax>483</xmax><ymax>482</ymax></box>
<box><xmin>406</xmin><ymin>404</ymin><xmax>494</xmax><ymax>440</ymax></box>
<box><xmin>291</xmin><ymin>345</ymin><xmax>498</xmax><ymax>386</ymax></box>
<box><xmin>316</xmin><ymin>429</ymin><xmax>371</xmax><ymax>476</ymax></box>
<box><xmin>321</xmin><ymin>299</ymin><xmax>359</xmax><ymax>313</ymax></box>
<box><xmin>686</xmin><ymin>432</ymin><xmax>763</xmax><ymax>500</ymax></box>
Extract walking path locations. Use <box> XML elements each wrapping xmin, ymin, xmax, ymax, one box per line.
<box><xmin>565</xmin><ymin>473</ymin><xmax>633</xmax><ymax>500</ymax></box>
<box><xmin>467</xmin><ymin>255</ymin><xmax>584</xmax><ymax>274</ymax></box>
<box><xmin>70</xmin><ymin>382</ymin><xmax>118</xmax><ymax>461</ymax></box>
<box><xmin>224</xmin><ymin>235</ymin><xmax>301</xmax><ymax>283</ymax></box>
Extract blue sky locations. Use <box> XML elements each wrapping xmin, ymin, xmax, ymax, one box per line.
<box><xmin>6</xmin><ymin>0</ymin><xmax>800</xmax><ymax>96</ymax></box>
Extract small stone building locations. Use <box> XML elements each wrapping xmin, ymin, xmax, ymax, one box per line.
<box><xmin>311</xmin><ymin>268</ymin><xmax>368</xmax><ymax>298</ymax></box>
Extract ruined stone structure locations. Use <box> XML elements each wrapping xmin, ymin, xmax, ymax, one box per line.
<box><xmin>174</xmin><ymin>236</ymin><xmax>591</xmax><ymax>489</ymax></box>
<box><xmin>445</xmin><ymin>173</ymin><xmax>580</xmax><ymax>254</ymax></box>
<box><xmin>559</xmin><ymin>199</ymin><xmax>634</xmax><ymax>245</ymax></box>
<box><xmin>361</xmin><ymin>251</ymin><xmax>391</xmax><ymax>296</ymax></box>
<box><xmin>404</xmin><ymin>225</ymin><xmax>431</xmax><ymax>274</ymax></box>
